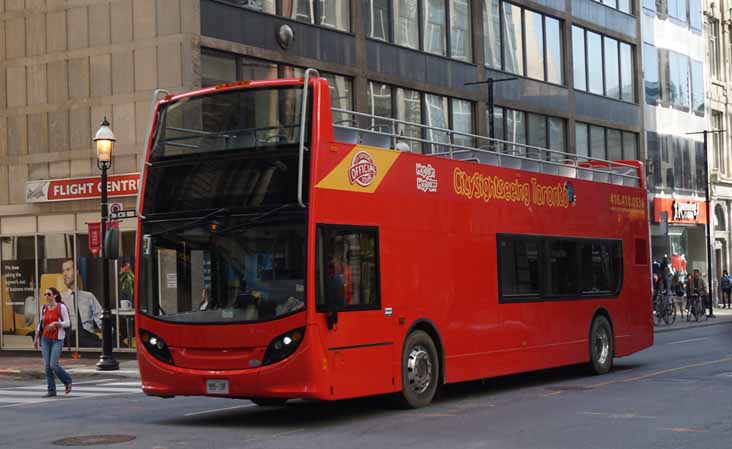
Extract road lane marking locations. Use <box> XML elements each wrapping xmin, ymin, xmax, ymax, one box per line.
<box><xmin>184</xmin><ymin>403</ymin><xmax>258</xmax><ymax>416</ymax></box>
<box><xmin>589</xmin><ymin>356</ymin><xmax>732</xmax><ymax>389</ymax></box>
<box><xmin>579</xmin><ymin>411</ymin><xmax>656</xmax><ymax>419</ymax></box>
<box><xmin>659</xmin><ymin>427</ymin><xmax>707</xmax><ymax>433</ymax></box>
<box><xmin>666</xmin><ymin>337</ymin><xmax>709</xmax><ymax>345</ymax></box>
<box><xmin>15</xmin><ymin>385</ymin><xmax>141</xmax><ymax>393</ymax></box>
<box><xmin>101</xmin><ymin>382</ymin><xmax>141</xmax><ymax>387</ymax></box>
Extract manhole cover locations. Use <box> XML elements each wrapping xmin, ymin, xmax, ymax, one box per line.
<box><xmin>52</xmin><ymin>435</ymin><xmax>136</xmax><ymax>446</ymax></box>
<box><xmin>546</xmin><ymin>385</ymin><xmax>593</xmax><ymax>392</ymax></box>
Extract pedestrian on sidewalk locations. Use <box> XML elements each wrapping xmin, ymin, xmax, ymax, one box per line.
<box><xmin>33</xmin><ymin>287</ymin><xmax>73</xmax><ymax>397</ymax></box>
<box><xmin>720</xmin><ymin>270</ymin><xmax>732</xmax><ymax>309</ymax></box>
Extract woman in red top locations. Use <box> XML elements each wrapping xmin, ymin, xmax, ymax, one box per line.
<box><xmin>33</xmin><ymin>287</ymin><xmax>72</xmax><ymax>397</ymax></box>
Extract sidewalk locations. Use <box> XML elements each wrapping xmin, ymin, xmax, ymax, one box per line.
<box><xmin>654</xmin><ymin>305</ymin><xmax>732</xmax><ymax>333</ymax></box>
<box><xmin>0</xmin><ymin>352</ymin><xmax>139</xmax><ymax>380</ymax></box>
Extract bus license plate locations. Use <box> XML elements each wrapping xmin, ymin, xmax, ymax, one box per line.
<box><xmin>206</xmin><ymin>379</ymin><xmax>229</xmax><ymax>395</ymax></box>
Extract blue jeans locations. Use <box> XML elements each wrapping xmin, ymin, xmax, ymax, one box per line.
<box><xmin>40</xmin><ymin>337</ymin><xmax>72</xmax><ymax>393</ymax></box>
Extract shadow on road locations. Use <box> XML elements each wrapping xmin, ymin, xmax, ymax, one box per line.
<box><xmin>159</xmin><ymin>362</ymin><xmax>643</xmax><ymax>429</ymax></box>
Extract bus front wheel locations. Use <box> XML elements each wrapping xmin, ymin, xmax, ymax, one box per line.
<box><xmin>589</xmin><ymin>315</ymin><xmax>614</xmax><ymax>375</ymax></box>
<box><xmin>400</xmin><ymin>330</ymin><xmax>439</xmax><ymax>408</ymax></box>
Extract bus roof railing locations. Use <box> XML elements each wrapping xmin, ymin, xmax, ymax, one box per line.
<box><xmin>331</xmin><ymin>108</ymin><xmax>641</xmax><ymax>188</ymax></box>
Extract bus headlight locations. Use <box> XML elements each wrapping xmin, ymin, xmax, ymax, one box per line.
<box><xmin>140</xmin><ymin>329</ymin><xmax>174</xmax><ymax>365</ymax></box>
<box><xmin>262</xmin><ymin>327</ymin><xmax>305</xmax><ymax>366</ymax></box>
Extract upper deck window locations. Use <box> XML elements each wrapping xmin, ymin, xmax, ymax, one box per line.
<box><xmin>152</xmin><ymin>86</ymin><xmax>305</xmax><ymax>161</ymax></box>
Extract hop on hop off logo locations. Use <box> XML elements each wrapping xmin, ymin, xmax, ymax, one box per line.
<box><xmin>349</xmin><ymin>151</ymin><xmax>377</xmax><ymax>187</ymax></box>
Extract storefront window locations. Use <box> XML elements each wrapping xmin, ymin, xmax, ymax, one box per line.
<box><xmin>38</xmin><ymin>234</ymin><xmax>76</xmax><ymax>346</ymax></box>
<box><xmin>1</xmin><ymin>236</ymin><xmax>37</xmax><ymax>349</ymax></box>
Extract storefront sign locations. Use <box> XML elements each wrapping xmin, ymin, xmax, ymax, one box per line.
<box><xmin>25</xmin><ymin>173</ymin><xmax>140</xmax><ymax>203</ymax></box>
<box><xmin>88</xmin><ymin>222</ymin><xmax>101</xmax><ymax>257</ymax></box>
<box><xmin>653</xmin><ymin>198</ymin><xmax>707</xmax><ymax>224</ymax></box>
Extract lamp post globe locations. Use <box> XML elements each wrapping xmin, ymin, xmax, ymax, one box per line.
<box><xmin>93</xmin><ymin>117</ymin><xmax>119</xmax><ymax>371</ymax></box>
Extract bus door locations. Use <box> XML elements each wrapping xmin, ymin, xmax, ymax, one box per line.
<box><xmin>315</xmin><ymin>224</ymin><xmax>394</xmax><ymax>398</ymax></box>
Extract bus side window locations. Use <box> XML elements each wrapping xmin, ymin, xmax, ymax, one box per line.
<box><xmin>316</xmin><ymin>225</ymin><xmax>380</xmax><ymax>312</ymax></box>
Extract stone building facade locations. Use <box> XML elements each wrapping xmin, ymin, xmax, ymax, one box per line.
<box><xmin>0</xmin><ymin>0</ymin><xmax>201</xmax><ymax>350</ymax></box>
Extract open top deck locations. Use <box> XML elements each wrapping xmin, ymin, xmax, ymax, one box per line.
<box><xmin>331</xmin><ymin>108</ymin><xmax>642</xmax><ymax>188</ymax></box>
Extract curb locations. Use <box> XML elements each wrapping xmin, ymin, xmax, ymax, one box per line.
<box><xmin>654</xmin><ymin>317</ymin><xmax>732</xmax><ymax>334</ymax></box>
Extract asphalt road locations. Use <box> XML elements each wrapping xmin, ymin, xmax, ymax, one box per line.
<box><xmin>2</xmin><ymin>324</ymin><xmax>731</xmax><ymax>449</ymax></box>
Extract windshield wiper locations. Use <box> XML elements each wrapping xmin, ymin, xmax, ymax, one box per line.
<box><xmin>148</xmin><ymin>208</ymin><xmax>229</xmax><ymax>237</ymax></box>
<box><xmin>218</xmin><ymin>203</ymin><xmax>300</xmax><ymax>235</ymax></box>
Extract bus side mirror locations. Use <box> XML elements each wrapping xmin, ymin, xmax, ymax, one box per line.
<box><xmin>104</xmin><ymin>227</ymin><xmax>120</xmax><ymax>259</ymax></box>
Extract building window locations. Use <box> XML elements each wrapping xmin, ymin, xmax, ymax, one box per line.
<box><xmin>201</xmin><ymin>51</ymin><xmax>354</xmax><ymax>127</ymax></box>
<box><xmin>423</xmin><ymin>0</ymin><xmax>447</xmax><ymax>56</ymax></box>
<box><xmin>643</xmin><ymin>44</ymin><xmax>661</xmax><ymax>105</ymax></box>
<box><xmin>668</xmin><ymin>0</ymin><xmax>687</xmax><ymax>23</ymax></box>
<box><xmin>573</xmin><ymin>27</ymin><xmax>587</xmax><ymax>91</ymax></box>
<box><xmin>450</xmin><ymin>0</ymin><xmax>472</xmax><ymax>62</ymax></box>
<box><xmin>368</xmin><ymin>0</ymin><xmax>472</xmax><ymax>61</ymax></box>
<box><xmin>576</xmin><ymin>121</ymin><xmax>639</xmax><ymax>161</ymax></box>
<box><xmin>491</xmin><ymin>106</ymin><xmax>566</xmax><ymax>152</ymax></box>
<box><xmin>712</xmin><ymin>110</ymin><xmax>723</xmax><ymax>171</ymax></box>
<box><xmin>366</xmin><ymin>0</ymin><xmax>391</xmax><ymax>41</ymax></box>
<box><xmin>396</xmin><ymin>87</ymin><xmax>423</xmax><ymax>152</ymax></box>
<box><xmin>237</xmin><ymin>0</ymin><xmax>350</xmax><ymax>31</ymax></box>
<box><xmin>708</xmin><ymin>18</ymin><xmax>721</xmax><ymax>79</ymax></box>
<box><xmin>367</xmin><ymin>81</ymin><xmax>474</xmax><ymax>154</ymax></box>
<box><xmin>452</xmin><ymin>98</ymin><xmax>474</xmax><ymax>147</ymax></box>
<box><xmin>690</xmin><ymin>59</ymin><xmax>704</xmax><ymax>116</ymax></box>
<box><xmin>642</xmin><ymin>0</ymin><xmax>656</xmax><ymax>12</ymax></box>
<box><xmin>573</xmin><ymin>26</ymin><xmax>635</xmax><ymax>102</ymax></box>
<box><xmin>484</xmin><ymin>0</ymin><xmax>501</xmax><ymax>69</ymax></box>
<box><xmin>394</xmin><ymin>0</ymin><xmax>420</xmax><ymax>49</ymax></box>
<box><xmin>668</xmin><ymin>51</ymin><xmax>690</xmax><ymax>110</ymax></box>
<box><xmin>486</xmin><ymin>1</ymin><xmax>563</xmax><ymax>84</ymax></box>
<box><xmin>689</xmin><ymin>0</ymin><xmax>702</xmax><ymax>30</ymax></box>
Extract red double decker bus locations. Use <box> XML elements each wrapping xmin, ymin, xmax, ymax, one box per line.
<box><xmin>135</xmin><ymin>71</ymin><xmax>652</xmax><ymax>408</ymax></box>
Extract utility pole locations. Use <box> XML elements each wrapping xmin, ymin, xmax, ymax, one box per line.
<box><xmin>465</xmin><ymin>77</ymin><xmax>518</xmax><ymax>140</ymax></box>
<box><xmin>687</xmin><ymin>129</ymin><xmax>726</xmax><ymax>318</ymax></box>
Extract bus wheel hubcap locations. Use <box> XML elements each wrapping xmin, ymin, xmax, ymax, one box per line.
<box><xmin>407</xmin><ymin>346</ymin><xmax>432</xmax><ymax>395</ymax></box>
<box><xmin>595</xmin><ymin>328</ymin><xmax>609</xmax><ymax>365</ymax></box>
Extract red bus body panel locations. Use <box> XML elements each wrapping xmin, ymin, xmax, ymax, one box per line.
<box><xmin>136</xmin><ymin>78</ymin><xmax>653</xmax><ymax>401</ymax></box>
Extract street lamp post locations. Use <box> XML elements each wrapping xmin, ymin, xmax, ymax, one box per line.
<box><xmin>687</xmin><ymin>129</ymin><xmax>726</xmax><ymax>319</ymax></box>
<box><xmin>93</xmin><ymin>117</ymin><xmax>120</xmax><ymax>371</ymax></box>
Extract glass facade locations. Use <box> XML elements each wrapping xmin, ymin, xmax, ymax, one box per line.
<box><xmin>1</xmin><ymin>231</ymin><xmax>135</xmax><ymax>350</ymax></box>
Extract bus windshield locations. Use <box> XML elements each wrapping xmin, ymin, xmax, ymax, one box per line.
<box><xmin>138</xmin><ymin>215</ymin><xmax>306</xmax><ymax>324</ymax></box>
<box><xmin>151</xmin><ymin>86</ymin><xmax>305</xmax><ymax>161</ymax></box>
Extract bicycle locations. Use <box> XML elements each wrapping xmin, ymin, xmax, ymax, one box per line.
<box><xmin>686</xmin><ymin>294</ymin><xmax>707</xmax><ymax>322</ymax></box>
<box><xmin>653</xmin><ymin>289</ymin><xmax>676</xmax><ymax>325</ymax></box>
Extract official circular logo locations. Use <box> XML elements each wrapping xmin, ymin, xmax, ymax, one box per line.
<box><xmin>349</xmin><ymin>151</ymin><xmax>377</xmax><ymax>187</ymax></box>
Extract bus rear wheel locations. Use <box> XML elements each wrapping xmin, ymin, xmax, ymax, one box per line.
<box><xmin>588</xmin><ymin>315</ymin><xmax>614</xmax><ymax>375</ymax></box>
<box><xmin>400</xmin><ymin>330</ymin><xmax>439</xmax><ymax>408</ymax></box>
